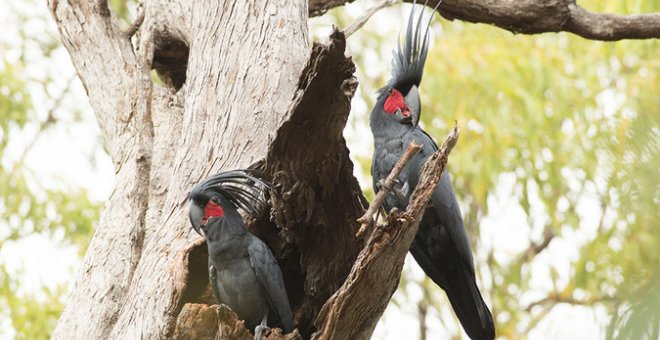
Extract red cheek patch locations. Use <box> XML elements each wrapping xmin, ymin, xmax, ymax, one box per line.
<box><xmin>202</xmin><ymin>200</ymin><xmax>224</xmax><ymax>225</ymax></box>
<box><xmin>383</xmin><ymin>89</ymin><xmax>409</xmax><ymax>116</ymax></box>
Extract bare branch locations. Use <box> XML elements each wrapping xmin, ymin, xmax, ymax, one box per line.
<box><xmin>309</xmin><ymin>0</ymin><xmax>346</xmax><ymax>17</ymax></box>
<box><xmin>343</xmin><ymin>0</ymin><xmax>399</xmax><ymax>39</ymax></box>
<box><xmin>519</xmin><ymin>224</ymin><xmax>555</xmax><ymax>265</ymax></box>
<box><xmin>313</xmin><ymin>124</ymin><xmax>460</xmax><ymax>340</ymax></box>
<box><xmin>526</xmin><ymin>292</ymin><xmax>617</xmax><ymax>312</ymax></box>
<box><xmin>523</xmin><ymin>303</ymin><xmax>554</xmax><ymax>334</ymax></box>
<box><xmin>404</xmin><ymin>123</ymin><xmax>460</xmax><ymax>219</ymax></box>
<box><xmin>16</xmin><ymin>76</ymin><xmax>76</xmax><ymax>165</ymax></box>
<box><xmin>565</xmin><ymin>4</ymin><xmax>660</xmax><ymax>41</ymax></box>
<box><xmin>309</xmin><ymin>0</ymin><xmax>660</xmax><ymax>41</ymax></box>
<box><xmin>124</xmin><ymin>3</ymin><xmax>146</xmax><ymax>39</ymax></box>
<box><xmin>356</xmin><ymin>142</ymin><xmax>422</xmax><ymax>238</ymax></box>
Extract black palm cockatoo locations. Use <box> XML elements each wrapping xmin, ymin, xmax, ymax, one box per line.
<box><xmin>188</xmin><ymin>171</ymin><xmax>293</xmax><ymax>338</ymax></box>
<box><xmin>369</xmin><ymin>3</ymin><xmax>495</xmax><ymax>340</ymax></box>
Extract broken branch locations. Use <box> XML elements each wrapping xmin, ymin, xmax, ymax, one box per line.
<box><xmin>404</xmin><ymin>123</ymin><xmax>460</xmax><ymax>220</ymax></box>
<box><xmin>356</xmin><ymin>142</ymin><xmax>422</xmax><ymax>238</ymax></box>
<box><xmin>313</xmin><ymin>123</ymin><xmax>461</xmax><ymax>340</ymax></box>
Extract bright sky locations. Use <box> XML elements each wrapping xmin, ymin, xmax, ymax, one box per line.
<box><xmin>0</xmin><ymin>0</ymin><xmax>613</xmax><ymax>339</ymax></box>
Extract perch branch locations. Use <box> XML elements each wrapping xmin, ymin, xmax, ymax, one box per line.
<box><xmin>313</xmin><ymin>123</ymin><xmax>460</xmax><ymax>340</ymax></box>
<box><xmin>310</xmin><ymin>0</ymin><xmax>660</xmax><ymax>41</ymax></box>
<box><xmin>356</xmin><ymin>142</ymin><xmax>422</xmax><ymax>238</ymax></box>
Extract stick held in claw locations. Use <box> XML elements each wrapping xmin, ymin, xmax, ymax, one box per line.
<box><xmin>356</xmin><ymin>142</ymin><xmax>421</xmax><ymax>238</ymax></box>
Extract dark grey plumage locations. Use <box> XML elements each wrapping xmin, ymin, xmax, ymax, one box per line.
<box><xmin>188</xmin><ymin>170</ymin><xmax>293</xmax><ymax>337</ymax></box>
<box><xmin>369</xmin><ymin>2</ymin><xmax>495</xmax><ymax>339</ymax></box>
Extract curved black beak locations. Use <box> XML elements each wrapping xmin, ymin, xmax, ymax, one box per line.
<box><xmin>189</xmin><ymin>202</ymin><xmax>204</xmax><ymax>237</ymax></box>
<box><xmin>404</xmin><ymin>85</ymin><xmax>421</xmax><ymax>128</ymax></box>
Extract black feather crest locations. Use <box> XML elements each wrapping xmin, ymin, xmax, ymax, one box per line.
<box><xmin>189</xmin><ymin>170</ymin><xmax>269</xmax><ymax>216</ymax></box>
<box><xmin>385</xmin><ymin>0</ymin><xmax>442</xmax><ymax>93</ymax></box>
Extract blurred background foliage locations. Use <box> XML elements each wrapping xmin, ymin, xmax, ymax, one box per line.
<box><xmin>1</xmin><ymin>0</ymin><xmax>658</xmax><ymax>339</ymax></box>
<box><xmin>0</xmin><ymin>0</ymin><xmax>102</xmax><ymax>338</ymax></box>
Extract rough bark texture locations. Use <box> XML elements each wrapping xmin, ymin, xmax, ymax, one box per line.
<box><xmin>263</xmin><ymin>29</ymin><xmax>366</xmax><ymax>338</ymax></box>
<box><xmin>173</xmin><ymin>303</ymin><xmax>302</xmax><ymax>340</ymax></box>
<box><xmin>309</xmin><ymin>0</ymin><xmax>660</xmax><ymax>41</ymax></box>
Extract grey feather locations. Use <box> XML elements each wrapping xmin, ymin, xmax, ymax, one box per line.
<box><xmin>248</xmin><ymin>240</ymin><xmax>294</xmax><ymax>332</ymax></box>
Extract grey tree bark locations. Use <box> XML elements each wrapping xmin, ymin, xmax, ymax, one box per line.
<box><xmin>48</xmin><ymin>0</ymin><xmax>659</xmax><ymax>339</ymax></box>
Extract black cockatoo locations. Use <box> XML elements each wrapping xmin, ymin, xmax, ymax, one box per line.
<box><xmin>369</xmin><ymin>3</ymin><xmax>495</xmax><ymax>340</ymax></box>
<box><xmin>188</xmin><ymin>170</ymin><xmax>293</xmax><ymax>338</ymax></box>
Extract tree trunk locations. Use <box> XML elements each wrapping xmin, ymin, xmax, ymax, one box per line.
<box><xmin>48</xmin><ymin>0</ymin><xmax>357</xmax><ymax>338</ymax></box>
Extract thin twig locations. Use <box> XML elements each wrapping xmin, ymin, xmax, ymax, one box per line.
<box><xmin>525</xmin><ymin>291</ymin><xmax>617</xmax><ymax>312</ymax></box>
<box><xmin>518</xmin><ymin>224</ymin><xmax>555</xmax><ymax>264</ymax></box>
<box><xmin>524</xmin><ymin>291</ymin><xmax>617</xmax><ymax>333</ymax></box>
<box><xmin>356</xmin><ymin>142</ymin><xmax>422</xmax><ymax>238</ymax></box>
<box><xmin>17</xmin><ymin>76</ymin><xmax>76</xmax><ymax>165</ymax></box>
<box><xmin>124</xmin><ymin>2</ymin><xmax>146</xmax><ymax>39</ymax></box>
<box><xmin>523</xmin><ymin>303</ymin><xmax>554</xmax><ymax>334</ymax></box>
<box><xmin>343</xmin><ymin>0</ymin><xmax>399</xmax><ymax>39</ymax></box>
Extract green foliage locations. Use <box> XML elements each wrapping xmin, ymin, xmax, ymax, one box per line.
<box><xmin>110</xmin><ymin>0</ymin><xmax>138</xmax><ymax>27</ymax></box>
<box><xmin>423</xmin><ymin>15</ymin><xmax>658</xmax><ymax>338</ymax></box>
<box><xmin>0</xmin><ymin>163</ymin><xmax>99</xmax><ymax>249</ymax></box>
<box><xmin>0</xmin><ymin>267</ymin><xmax>65</xmax><ymax>340</ymax></box>
<box><xmin>0</xmin><ymin>6</ymin><xmax>101</xmax><ymax>338</ymax></box>
<box><xmin>0</xmin><ymin>62</ymin><xmax>31</xmax><ymax>148</ymax></box>
<box><xmin>0</xmin><ymin>65</ymin><xmax>100</xmax><ymax>338</ymax></box>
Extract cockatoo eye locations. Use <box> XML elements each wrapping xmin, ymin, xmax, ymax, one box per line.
<box><xmin>384</xmin><ymin>88</ymin><xmax>409</xmax><ymax>116</ymax></box>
